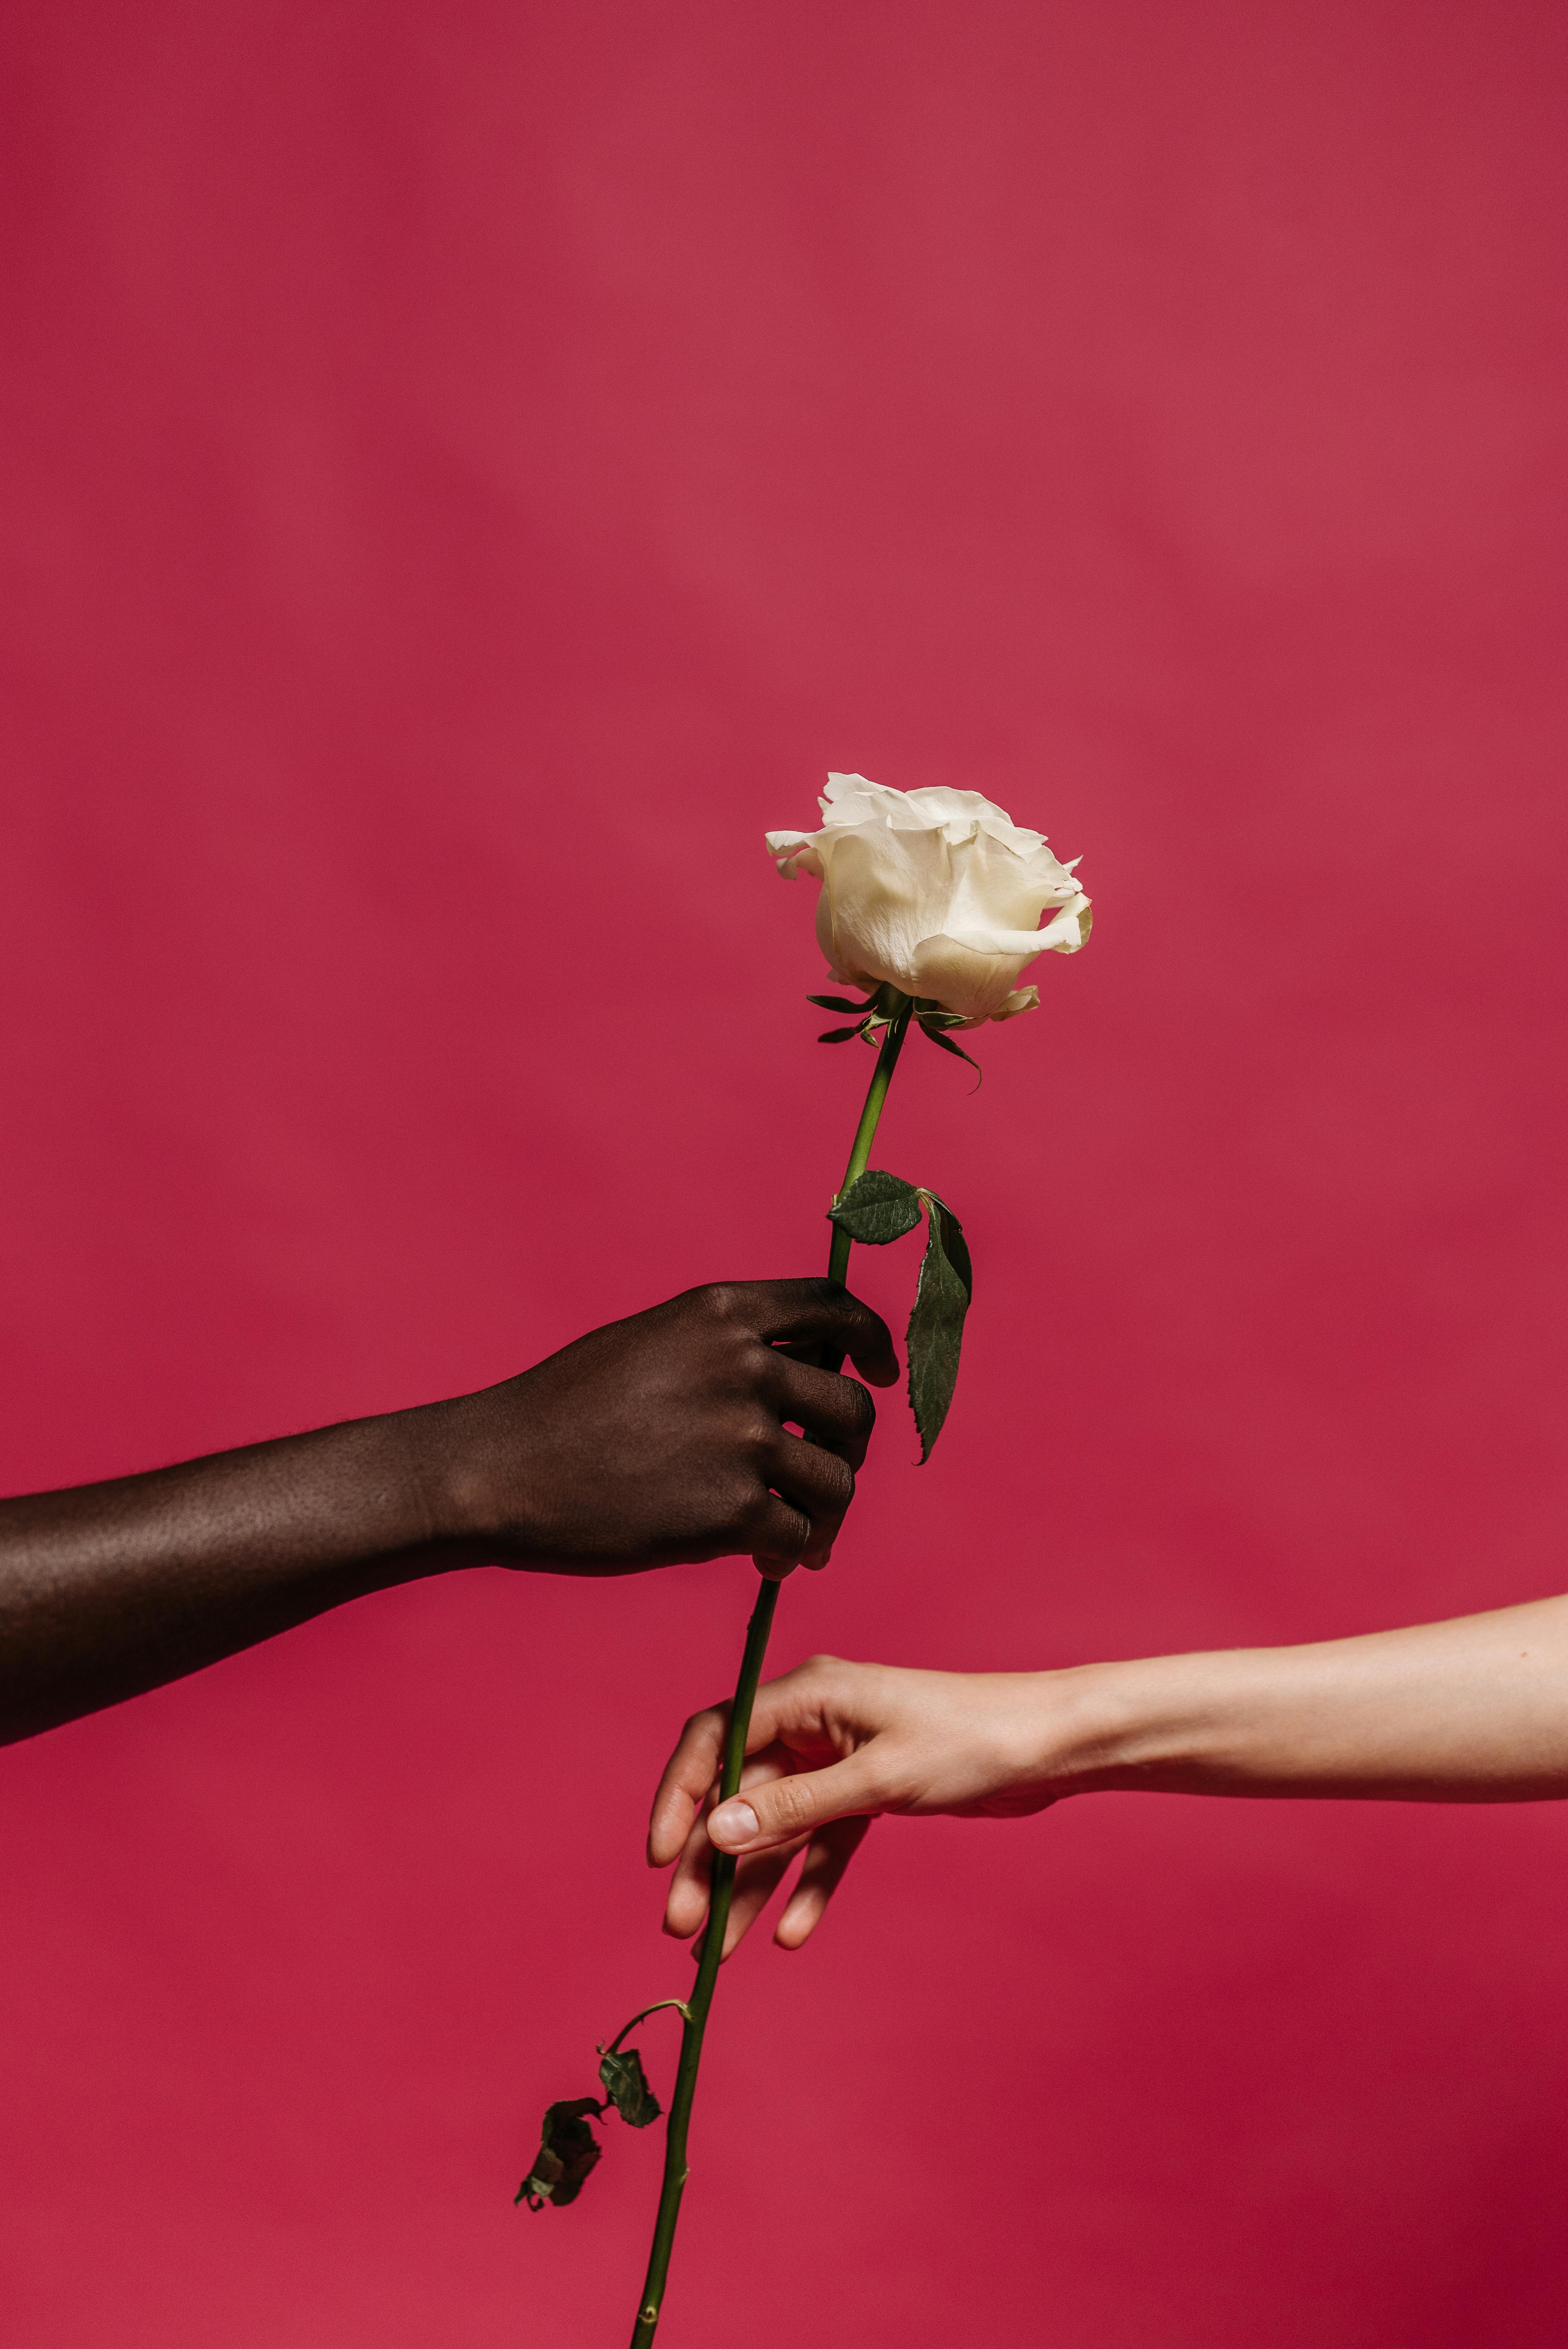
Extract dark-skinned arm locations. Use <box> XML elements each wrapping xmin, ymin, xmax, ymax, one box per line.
<box><xmin>0</xmin><ymin>1279</ymin><xmax>897</xmax><ymax>1746</ymax></box>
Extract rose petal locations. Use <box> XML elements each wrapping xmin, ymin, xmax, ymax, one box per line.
<box><xmin>764</xmin><ymin>829</ymin><xmax>824</xmax><ymax>881</ymax></box>
<box><xmin>909</xmin><ymin>934</ymin><xmax>1031</xmax><ymax>1021</ymax></box>
<box><xmin>990</xmin><ymin>985</ymin><xmax>1040</xmax><ymax>1021</ymax></box>
<box><xmin>942</xmin><ymin>925</ymin><xmax>1057</xmax><ymax>958</ymax></box>
<box><xmin>1036</xmin><ymin>895</ymin><xmax>1092</xmax><ymax>951</ymax></box>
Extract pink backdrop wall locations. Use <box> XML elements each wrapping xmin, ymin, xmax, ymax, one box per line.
<box><xmin>2</xmin><ymin>5</ymin><xmax>1566</xmax><ymax>2342</ymax></box>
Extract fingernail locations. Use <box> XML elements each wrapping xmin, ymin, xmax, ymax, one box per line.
<box><xmin>710</xmin><ymin>1799</ymin><xmax>759</xmax><ymax>1848</ymax></box>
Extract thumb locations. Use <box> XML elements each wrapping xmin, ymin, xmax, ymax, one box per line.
<box><xmin>708</xmin><ymin>1753</ymin><xmax>884</xmax><ymax>1854</ymax></box>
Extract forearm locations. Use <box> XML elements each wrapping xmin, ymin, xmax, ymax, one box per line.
<box><xmin>0</xmin><ymin>1402</ymin><xmax>471</xmax><ymax>1744</ymax></box>
<box><xmin>1052</xmin><ymin>1596</ymin><xmax>1568</xmax><ymax>1803</ymax></box>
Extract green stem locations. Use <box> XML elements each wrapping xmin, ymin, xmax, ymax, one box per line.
<box><xmin>628</xmin><ymin>1575</ymin><xmax>777</xmax><ymax>2346</ymax></box>
<box><xmin>603</xmin><ymin>2002</ymin><xmax>692</xmax><ymax>2057</ymax></box>
<box><xmin>826</xmin><ymin>1007</ymin><xmax>913</xmax><ymax>1291</ymax></box>
<box><xmin>628</xmin><ymin>998</ymin><xmax>913</xmax><ymax>2347</ymax></box>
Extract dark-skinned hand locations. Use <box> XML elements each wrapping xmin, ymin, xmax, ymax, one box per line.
<box><xmin>435</xmin><ymin>1277</ymin><xmax>898</xmax><ymax>1576</ymax></box>
<box><xmin>0</xmin><ymin>1278</ymin><xmax>897</xmax><ymax>1744</ymax></box>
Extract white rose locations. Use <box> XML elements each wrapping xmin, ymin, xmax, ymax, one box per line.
<box><xmin>765</xmin><ymin>772</ymin><xmax>1090</xmax><ymax>1024</ymax></box>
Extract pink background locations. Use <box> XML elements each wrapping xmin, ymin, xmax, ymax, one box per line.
<box><xmin>2</xmin><ymin>4</ymin><xmax>1566</xmax><ymax>2342</ymax></box>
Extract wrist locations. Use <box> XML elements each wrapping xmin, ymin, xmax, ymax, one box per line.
<box><xmin>298</xmin><ymin>1405</ymin><xmax>474</xmax><ymax>1584</ymax></box>
<box><xmin>397</xmin><ymin>1386</ymin><xmax>541</xmax><ymax>1564</ymax></box>
<box><xmin>1018</xmin><ymin>1655</ymin><xmax>1231</xmax><ymax>1796</ymax></box>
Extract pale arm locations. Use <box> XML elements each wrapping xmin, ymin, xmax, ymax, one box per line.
<box><xmin>651</xmin><ymin>1596</ymin><xmax>1568</xmax><ymax>1954</ymax></box>
<box><xmin>1053</xmin><ymin>1595</ymin><xmax>1568</xmax><ymax>1804</ymax></box>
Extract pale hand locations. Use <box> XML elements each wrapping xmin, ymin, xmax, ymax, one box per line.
<box><xmin>648</xmin><ymin>1655</ymin><xmax>1073</xmax><ymax>1956</ymax></box>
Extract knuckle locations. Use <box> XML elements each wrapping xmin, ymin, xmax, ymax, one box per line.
<box><xmin>737</xmin><ymin>1482</ymin><xmax>781</xmax><ymax>1531</ymax></box>
<box><xmin>840</xmin><ymin>1376</ymin><xmax>877</xmax><ymax>1435</ymax></box>
<box><xmin>705</xmin><ymin>1477</ymin><xmax>757</xmax><ymax>1545</ymax></box>
<box><xmin>766</xmin><ymin>1776</ymin><xmax>816</xmax><ymax>1834</ymax></box>
<box><xmin>817</xmin><ymin>1454</ymin><xmax>855</xmax><ymax>1507</ymax></box>
<box><xmin>732</xmin><ymin>1487</ymin><xmax>773</xmax><ymax>1542</ymax></box>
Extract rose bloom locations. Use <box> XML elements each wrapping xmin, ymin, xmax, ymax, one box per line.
<box><xmin>766</xmin><ymin>772</ymin><xmax>1090</xmax><ymax>1024</ymax></box>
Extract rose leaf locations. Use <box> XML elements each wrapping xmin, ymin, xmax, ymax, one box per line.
<box><xmin>598</xmin><ymin>2046</ymin><xmax>662</xmax><ymax>2128</ymax></box>
<box><xmin>906</xmin><ymin>1193</ymin><xmax>973</xmax><ymax>1461</ymax></box>
<box><xmin>515</xmin><ymin>2097</ymin><xmax>604</xmax><ymax>2210</ymax></box>
<box><xmin>827</xmin><ymin>1169</ymin><xmax>924</xmax><ymax>1245</ymax></box>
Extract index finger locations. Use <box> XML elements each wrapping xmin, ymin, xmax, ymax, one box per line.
<box><xmin>647</xmin><ymin>1701</ymin><xmax>729</xmax><ymax>1867</ymax></box>
<box><xmin>745</xmin><ymin>1279</ymin><xmax>899</xmax><ymax>1387</ymax></box>
<box><xmin>648</xmin><ymin>1660</ymin><xmax>841</xmax><ymax>1867</ymax></box>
